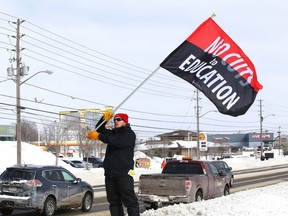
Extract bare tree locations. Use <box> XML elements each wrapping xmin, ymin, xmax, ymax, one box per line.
<box><xmin>43</xmin><ymin>121</ymin><xmax>69</xmax><ymax>165</ymax></box>
<box><xmin>209</xmin><ymin>137</ymin><xmax>230</xmax><ymax>159</ymax></box>
<box><xmin>77</xmin><ymin>126</ymin><xmax>92</xmax><ymax>158</ymax></box>
<box><xmin>21</xmin><ymin>119</ymin><xmax>38</xmax><ymax>142</ymax></box>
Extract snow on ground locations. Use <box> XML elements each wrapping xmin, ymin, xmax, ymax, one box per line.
<box><xmin>1</xmin><ymin>141</ymin><xmax>288</xmax><ymax>215</ymax></box>
<box><xmin>0</xmin><ymin>141</ymin><xmax>73</xmax><ymax>173</ymax></box>
<box><xmin>141</xmin><ymin>182</ymin><xmax>288</xmax><ymax>216</ymax></box>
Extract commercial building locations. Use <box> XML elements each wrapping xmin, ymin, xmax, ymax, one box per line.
<box><xmin>139</xmin><ymin>130</ymin><xmax>275</xmax><ymax>159</ymax></box>
<box><xmin>0</xmin><ymin>125</ymin><xmax>16</xmax><ymax>141</ymax></box>
<box><xmin>208</xmin><ymin>132</ymin><xmax>274</xmax><ymax>148</ymax></box>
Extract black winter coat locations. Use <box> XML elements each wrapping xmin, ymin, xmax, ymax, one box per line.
<box><xmin>96</xmin><ymin>118</ymin><xmax>136</xmax><ymax>177</ymax></box>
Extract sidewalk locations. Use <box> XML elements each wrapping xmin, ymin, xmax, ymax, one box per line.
<box><xmin>98</xmin><ymin>212</ymin><xmax>110</xmax><ymax>216</ymax></box>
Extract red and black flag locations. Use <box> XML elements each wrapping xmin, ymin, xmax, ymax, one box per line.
<box><xmin>160</xmin><ymin>17</ymin><xmax>263</xmax><ymax>117</ymax></box>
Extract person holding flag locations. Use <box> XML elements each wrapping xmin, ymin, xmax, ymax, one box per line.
<box><xmin>87</xmin><ymin>111</ymin><xmax>139</xmax><ymax>216</ymax></box>
<box><xmin>87</xmin><ymin>15</ymin><xmax>262</xmax><ymax>215</ymax></box>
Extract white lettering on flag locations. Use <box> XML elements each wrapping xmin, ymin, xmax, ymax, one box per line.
<box><xmin>179</xmin><ymin>54</ymin><xmax>240</xmax><ymax>110</ymax></box>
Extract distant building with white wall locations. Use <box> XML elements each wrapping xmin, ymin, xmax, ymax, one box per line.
<box><xmin>0</xmin><ymin>125</ymin><xmax>16</xmax><ymax>141</ymax></box>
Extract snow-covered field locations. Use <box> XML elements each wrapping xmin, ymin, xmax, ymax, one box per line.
<box><xmin>1</xmin><ymin>141</ymin><xmax>288</xmax><ymax>216</ymax></box>
<box><xmin>141</xmin><ymin>182</ymin><xmax>288</xmax><ymax>216</ymax></box>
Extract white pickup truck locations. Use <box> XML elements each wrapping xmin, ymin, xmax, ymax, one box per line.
<box><xmin>138</xmin><ymin>158</ymin><xmax>230</xmax><ymax>210</ymax></box>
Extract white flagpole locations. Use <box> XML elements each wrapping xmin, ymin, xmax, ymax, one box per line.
<box><xmin>94</xmin><ymin>66</ymin><xmax>161</xmax><ymax>130</ymax></box>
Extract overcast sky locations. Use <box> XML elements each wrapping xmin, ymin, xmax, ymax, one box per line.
<box><xmin>0</xmin><ymin>0</ymin><xmax>287</xmax><ymax>140</ymax></box>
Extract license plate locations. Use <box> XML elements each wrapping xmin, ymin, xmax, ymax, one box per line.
<box><xmin>8</xmin><ymin>187</ymin><xmax>18</xmax><ymax>192</ymax></box>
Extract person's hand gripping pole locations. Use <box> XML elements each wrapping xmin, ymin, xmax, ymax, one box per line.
<box><xmin>87</xmin><ymin>111</ymin><xmax>114</xmax><ymax>140</ymax></box>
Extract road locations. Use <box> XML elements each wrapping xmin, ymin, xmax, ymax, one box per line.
<box><xmin>2</xmin><ymin>164</ymin><xmax>288</xmax><ymax>216</ymax></box>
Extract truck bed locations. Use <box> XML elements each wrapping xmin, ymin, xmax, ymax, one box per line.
<box><xmin>139</xmin><ymin>173</ymin><xmax>205</xmax><ymax>196</ymax></box>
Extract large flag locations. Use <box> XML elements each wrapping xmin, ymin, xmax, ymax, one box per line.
<box><xmin>160</xmin><ymin>17</ymin><xmax>263</xmax><ymax>117</ymax></box>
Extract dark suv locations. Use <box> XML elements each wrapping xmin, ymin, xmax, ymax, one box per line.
<box><xmin>83</xmin><ymin>157</ymin><xmax>103</xmax><ymax>168</ymax></box>
<box><xmin>211</xmin><ymin>160</ymin><xmax>234</xmax><ymax>187</ymax></box>
<box><xmin>0</xmin><ymin>164</ymin><xmax>94</xmax><ymax>216</ymax></box>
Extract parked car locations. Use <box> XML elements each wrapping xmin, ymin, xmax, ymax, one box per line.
<box><xmin>83</xmin><ymin>157</ymin><xmax>103</xmax><ymax>168</ymax></box>
<box><xmin>61</xmin><ymin>159</ymin><xmax>83</xmax><ymax>168</ymax></box>
<box><xmin>69</xmin><ymin>160</ymin><xmax>90</xmax><ymax>168</ymax></box>
<box><xmin>211</xmin><ymin>160</ymin><xmax>234</xmax><ymax>187</ymax></box>
<box><xmin>283</xmin><ymin>143</ymin><xmax>288</xmax><ymax>156</ymax></box>
<box><xmin>218</xmin><ymin>155</ymin><xmax>234</xmax><ymax>160</ymax></box>
<box><xmin>0</xmin><ymin>164</ymin><xmax>94</xmax><ymax>216</ymax></box>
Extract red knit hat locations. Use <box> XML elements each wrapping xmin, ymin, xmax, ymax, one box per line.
<box><xmin>114</xmin><ymin>113</ymin><xmax>129</xmax><ymax>124</ymax></box>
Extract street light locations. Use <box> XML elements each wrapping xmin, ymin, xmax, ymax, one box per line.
<box><xmin>196</xmin><ymin>109</ymin><xmax>218</xmax><ymax>160</ymax></box>
<box><xmin>7</xmin><ymin>66</ymin><xmax>53</xmax><ymax>164</ymax></box>
<box><xmin>260</xmin><ymin>113</ymin><xmax>275</xmax><ymax>159</ymax></box>
<box><xmin>20</xmin><ymin>70</ymin><xmax>53</xmax><ymax>85</ymax></box>
<box><xmin>188</xmin><ymin>132</ymin><xmax>192</xmax><ymax>157</ymax></box>
<box><xmin>278</xmin><ymin>126</ymin><xmax>281</xmax><ymax>155</ymax></box>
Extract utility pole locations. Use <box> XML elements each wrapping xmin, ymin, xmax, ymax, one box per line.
<box><xmin>278</xmin><ymin>126</ymin><xmax>281</xmax><ymax>155</ymax></box>
<box><xmin>8</xmin><ymin>19</ymin><xmax>52</xmax><ymax>164</ymax></box>
<box><xmin>196</xmin><ymin>89</ymin><xmax>200</xmax><ymax>160</ymax></box>
<box><xmin>16</xmin><ymin>19</ymin><xmax>22</xmax><ymax>165</ymax></box>
<box><xmin>259</xmin><ymin>99</ymin><xmax>263</xmax><ymax>159</ymax></box>
<box><xmin>194</xmin><ymin>89</ymin><xmax>216</xmax><ymax>160</ymax></box>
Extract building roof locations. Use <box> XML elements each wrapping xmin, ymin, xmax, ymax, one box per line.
<box><xmin>136</xmin><ymin>140</ymin><xmax>222</xmax><ymax>151</ymax></box>
<box><xmin>156</xmin><ymin>130</ymin><xmax>197</xmax><ymax>138</ymax></box>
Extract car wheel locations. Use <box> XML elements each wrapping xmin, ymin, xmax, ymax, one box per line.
<box><xmin>150</xmin><ymin>203</ymin><xmax>158</xmax><ymax>210</ymax></box>
<box><xmin>0</xmin><ymin>208</ymin><xmax>14</xmax><ymax>215</ymax></box>
<box><xmin>144</xmin><ymin>202</ymin><xmax>158</xmax><ymax>210</ymax></box>
<box><xmin>81</xmin><ymin>192</ymin><xmax>93</xmax><ymax>212</ymax></box>
<box><xmin>195</xmin><ymin>190</ymin><xmax>203</xmax><ymax>202</ymax></box>
<box><xmin>43</xmin><ymin>197</ymin><xmax>56</xmax><ymax>216</ymax></box>
<box><xmin>230</xmin><ymin>176</ymin><xmax>234</xmax><ymax>187</ymax></box>
<box><xmin>224</xmin><ymin>185</ymin><xmax>230</xmax><ymax>196</ymax></box>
